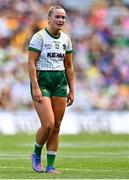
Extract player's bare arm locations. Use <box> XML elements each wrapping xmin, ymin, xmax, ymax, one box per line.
<box><xmin>64</xmin><ymin>53</ymin><xmax>74</xmax><ymax>106</ymax></box>
<box><xmin>28</xmin><ymin>51</ymin><xmax>42</xmax><ymax>103</ymax></box>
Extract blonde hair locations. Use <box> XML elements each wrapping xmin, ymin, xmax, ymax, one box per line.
<box><xmin>48</xmin><ymin>6</ymin><xmax>65</xmax><ymax>17</ymax></box>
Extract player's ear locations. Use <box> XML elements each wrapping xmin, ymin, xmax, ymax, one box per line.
<box><xmin>48</xmin><ymin>16</ymin><xmax>51</xmax><ymax>24</ymax></box>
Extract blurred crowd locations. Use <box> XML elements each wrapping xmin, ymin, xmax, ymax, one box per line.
<box><xmin>0</xmin><ymin>0</ymin><xmax>129</xmax><ymax>111</ymax></box>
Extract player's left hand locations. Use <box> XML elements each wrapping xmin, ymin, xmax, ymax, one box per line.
<box><xmin>67</xmin><ymin>91</ymin><xmax>74</xmax><ymax>106</ymax></box>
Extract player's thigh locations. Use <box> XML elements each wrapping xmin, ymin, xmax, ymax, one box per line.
<box><xmin>51</xmin><ymin>97</ymin><xmax>67</xmax><ymax>126</ymax></box>
<box><xmin>33</xmin><ymin>97</ymin><xmax>54</xmax><ymax>127</ymax></box>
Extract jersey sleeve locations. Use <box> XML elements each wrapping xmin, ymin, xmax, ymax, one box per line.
<box><xmin>66</xmin><ymin>37</ymin><xmax>73</xmax><ymax>54</ymax></box>
<box><xmin>28</xmin><ymin>32</ymin><xmax>43</xmax><ymax>53</ymax></box>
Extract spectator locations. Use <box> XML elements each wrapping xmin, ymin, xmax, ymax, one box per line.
<box><xmin>0</xmin><ymin>0</ymin><xmax>129</xmax><ymax>111</ymax></box>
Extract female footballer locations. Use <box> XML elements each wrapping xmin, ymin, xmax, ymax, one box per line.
<box><xmin>28</xmin><ymin>6</ymin><xmax>74</xmax><ymax>174</ymax></box>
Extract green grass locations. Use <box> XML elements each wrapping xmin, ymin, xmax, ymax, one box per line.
<box><xmin>0</xmin><ymin>133</ymin><xmax>129</xmax><ymax>179</ymax></box>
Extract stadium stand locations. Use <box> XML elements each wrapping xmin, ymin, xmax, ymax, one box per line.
<box><xmin>0</xmin><ymin>0</ymin><xmax>129</xmax><ymax>111</ymax></box>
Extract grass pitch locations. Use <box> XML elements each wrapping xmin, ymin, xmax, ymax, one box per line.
<box><xmin>0</xmin><ymin>133</ymin><xmax>129</xmax><ymax>179</ymax></box>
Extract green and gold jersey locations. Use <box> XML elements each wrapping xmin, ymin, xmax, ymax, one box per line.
<box><xmin>28</xmin><ymin>28</ymin><xmax>73</xmax><ymax>71</ymax></box>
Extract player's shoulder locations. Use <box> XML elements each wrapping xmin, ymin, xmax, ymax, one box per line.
<box><xmin>31</xmin><ymin>29</ymin><xmax>45</xmax><ymax>37</ymax></box>
<box><xmin>60</xmin><ymin>31</ymin><xmax>71</xmax><ymax>40</ymax></box>
<box><xmin>36</xmin><ymin>29</ymin><xmax>45</xmax><ymax>37</ymax></box>
<box><xmin>61</xmin><ymin>31</ymin><xmax>69</xmax><ymax>38</ymax></box>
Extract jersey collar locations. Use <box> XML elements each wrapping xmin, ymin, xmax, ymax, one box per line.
<box><xmin>45</xmin><ymin>28</ymin><xmax>61</xmax><ymax>39</ymax></box>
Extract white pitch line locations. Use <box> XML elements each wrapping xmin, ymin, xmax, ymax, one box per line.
<box><xmin>62</xmin><ymin>168</ymin><xmax>129</xmax><ymax>172</ymax></box>
<box><xmin>0</xmin><ymin>155</ymin><xmax>129</xmax><ymax>160</ymax></box>
<box><xmin>0</xmin><ymin>166</ymin><xmax>129</xmax><ymax>173</ymax></box>
<box><xmin>1</xmin><ymin>151</ymin><xmax>129</xmax><ymax>156</ymax></box>
<box><xmin>18</xmin><ymin>142</ymin><xmax>129</xmax><ymax>148</ymax></box>
<box><xmin>0</xmin><ymin>152</ymin><xmax>129</xmax><ymax>160</ymax></box>
<box><xmin>0</xmin><ymin>166</ymin><xmax>29</xmax><ymax>169</ymax></box>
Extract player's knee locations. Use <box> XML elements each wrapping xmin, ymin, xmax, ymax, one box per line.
<box><xmin>44</xmin><ymin>121</ymin><xmax>54</xmax><ymax>131</ymax></box>
<box><xmin>53</xmin><ymin>121</ymin><xmax>62</xmax><ymax>134</ymax></box>
<box><xmin>43</xmin><ymin>123</ymin><xmax>54</xmax><ymax>138</ymax></box>
<box><xmin>53</xmin><ymin>126</ymin><xmax>60</xmax><ymax>134</ymax></box>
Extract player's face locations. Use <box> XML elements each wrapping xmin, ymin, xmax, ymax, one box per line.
<box><xmin>49</xmin><ymin>9</ymin><xmax>66</xmax><ymax>31</ymax></box>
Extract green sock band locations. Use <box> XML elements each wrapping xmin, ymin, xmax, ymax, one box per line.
<box><xmin>33</xmin><ymin>143</ymin><xmax>43</xmax><ymax>156</ymax></box>
<box><xmin>47</xmin><ymin>153</ymin><xmax>56</xmax><ymax>167</ymax></box>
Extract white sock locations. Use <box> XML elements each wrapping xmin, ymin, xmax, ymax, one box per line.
<box><xmin>47</xmin><ymin>151</ymin><xmax>57</xmax><ymax>155</ymax></box>
<box><xmin>35</xmin><ymin>142</ymin><xmax>43</xmax><ymax>147</ymax></box>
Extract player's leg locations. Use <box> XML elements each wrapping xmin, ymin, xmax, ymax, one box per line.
<box><xmin>46</xmin><ymin>97</ymin><xmax>67</xmax><ymax>173</ymax></box>
<box><xmin>32</xmin><ymin>97</ymin><xmax>54</xmax><ymax>173</ymax></box>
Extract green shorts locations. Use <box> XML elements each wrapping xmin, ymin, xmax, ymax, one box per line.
<box><xmin>31</xmin><ymin>70</ymin><xmax>68</xmax><ymax>97</ymax></box>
